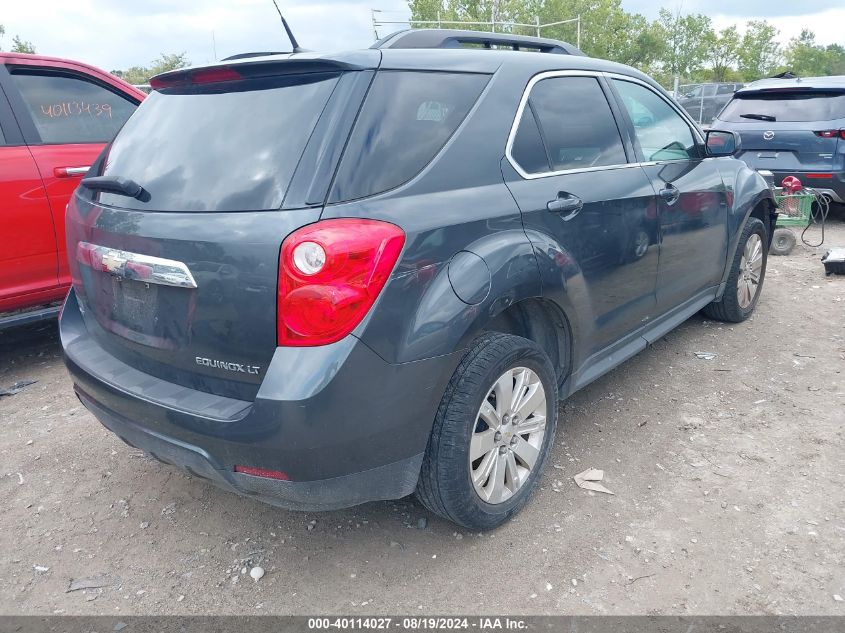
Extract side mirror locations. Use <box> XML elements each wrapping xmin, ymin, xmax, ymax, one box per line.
<box><xmin>705</xmin><ymin>130</ymin><xmax>741</xmax><ymax>156</ymax></box>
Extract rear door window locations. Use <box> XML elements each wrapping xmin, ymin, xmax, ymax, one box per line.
<box><xmin>613</xmin><ymin>79</ymin><xmax>699</xmax><ymax>161</ymax></box>
<box><xmin>510</xmin><ymin>104</ymin><xmax>552</xmax><ymax>175</ymax></box>
<box><xmin>10</xmin><ymin>70</ymin><xmax>137</xmax><ymax>144</ymax></box>
<box><xmin>98</xmin><ymin>72</ymin><xmax>340</xmax><ymax>212</ymax></box>
<box><xmin>511</xmin><ymin>76</ymin><xmax>627</xmax><ymax>175</ymax></box>
<box><xmin>329</xmin><ymin>71</ymin><xmax>489</xmax><ymax>202</ymax></box>
<box><xmin>719</xmin><ymin>91</ymin><xmax>845</xmax><ymax>122</ymax></box>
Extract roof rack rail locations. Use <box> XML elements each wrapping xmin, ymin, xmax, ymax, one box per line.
<box><xmin>372</xmin><ymin>29</ymin><xmax>585</xmax><ymax>56</ymax></box>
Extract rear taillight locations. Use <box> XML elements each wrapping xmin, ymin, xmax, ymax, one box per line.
<box><xmin>814</xmin><ymin>129</ymin><xmax>845</xmax><ymax>139</ymax></box>
<box><xmin>277</xmin><ymin>219</ymin><xmax>405</xmax><ymax>346</ymax></box>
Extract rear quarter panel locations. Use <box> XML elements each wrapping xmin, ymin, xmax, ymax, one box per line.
<box><xmin>320</xmin><ymin>64</ymin><xmax>545</xmax><ymax>365</ymax></box>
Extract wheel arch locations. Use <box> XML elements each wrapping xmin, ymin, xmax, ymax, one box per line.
<box><xmin>479</xmin><ymin>297</ymin><xmax>573</xmax><ymax>386</ymax></box>
<box><xmin>716</xmin><ymin>164</ymin><xmax>777</xmax><ymax>299</ymax></box>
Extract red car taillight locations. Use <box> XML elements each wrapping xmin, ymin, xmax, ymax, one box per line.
<box><xmin>813</xmin><ymin>129</ymin><xmax>845</xmax><ymax>139</ymax></box>
<box><xmin>277</xmin><ymin>219</ymin><xmax>405</xmax><ymax>346</ymax></box>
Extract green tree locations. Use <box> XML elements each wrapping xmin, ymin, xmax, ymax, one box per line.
<box><xmin>112</xmin><ymin>52</ymin><xmax>189</xmax><ymax>85</ymax></box>
<box><xmin>655</xmin><ymin>8</ymin><xmax>712</xmax><ymax>80</ymax></box>
<box><xmin>784</xmin><ymin>30</ymin><xmax>845</xmax><ymax>77</ymax></box>
<box><xmin>828</xmin><ymin>44</ymin><xmax>845</xmax><ymax>75</ymax></box>
<box><xmin>705</xmin><ymin>25</ymin><xmax>740</xmax><ymax>82</ymax></box>
<box><xmin>408</xmin><ymin>0</ymin><xmax>664</xmax><ymax>68</ymax></box>
<box><xmin>737</xmin><ymin>20</ymin><xmax>780</xmax><ymax>80</ymax></box>
<box><xmin>11</xmin><ymin>35</ymin><xmax>36</xmax><ymax>54</ymax></box>
<box><xmin>1</xmin><ymin>24</ymin><xmax>37</xmax><ymax>53</ymax></box>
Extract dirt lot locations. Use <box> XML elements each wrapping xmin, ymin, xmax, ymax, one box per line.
<box><xmin>1</xmin><ymin>223</ymin><xmax>843</xmax><ymax>616</ymax></box>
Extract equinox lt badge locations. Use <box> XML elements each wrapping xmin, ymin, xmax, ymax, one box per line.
<box><xmin>196</xmin><ymin>357</ymin><xmax>261</xmax><ymax>375</ymax></box>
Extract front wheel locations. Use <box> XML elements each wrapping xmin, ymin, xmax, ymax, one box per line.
<box><xmin>416</xmin><ymin>333</ymin><xmax>558</xmax><ymax>530</ymax></box>
<box><xmin>703</xmin><ymin>217</ymin><xmax>767</xmax><ymax>323</ymax></box>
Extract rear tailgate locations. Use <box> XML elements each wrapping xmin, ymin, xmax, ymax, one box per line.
<box><xmin>732</xmin><ymin>122</ymin><xmax>840</xmax><ymax>172</ymax></box>
<box><xmin>718</xmin><ymin>88</ymin><xmax>845</xmax><ymax>173</ymax></box>
<box><xmin>65</xmin><ymin>58</ymin><xmax>375</xmax><ymax>401</ymax></box>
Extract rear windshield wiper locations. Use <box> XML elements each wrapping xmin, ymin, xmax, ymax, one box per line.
<box><xmin>740</xmin><ymin>113</ymin><xmax>776</xmax><ymax>121</ymax></box>
<box><xmin>81</xmin><ymin>176</ymin><xmax>146</xmax><ymax>200</ymax></box>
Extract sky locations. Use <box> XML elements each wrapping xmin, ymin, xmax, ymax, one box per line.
<box><xmin>1</xmin><ymin>0</ymin><xmax>844</xmax><ymax>72</ymax></box>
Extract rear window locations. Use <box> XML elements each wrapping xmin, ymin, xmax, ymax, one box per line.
<box><xmin>98</xmin><ymin>72</ymin><xmax>340</xmax><ymax>212</ymax></box>
<box><xmin>328</xmin><ymin>71</ymin><xmax>489</xmax><ymax>202</ymax></box>
<box><xmin>720</xmin><ymin>91</ymin><xmax>845</xmax><ymax>122</ymax></box>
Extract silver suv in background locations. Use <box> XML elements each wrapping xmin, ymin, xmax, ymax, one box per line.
<box><xmin>677</xmin><ymin>82</ymin><xmax>744</xmax><ymax>126</ymax></box>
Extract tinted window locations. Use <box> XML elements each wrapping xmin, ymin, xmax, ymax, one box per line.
<box><xmin>99</xmin><ymin>73</ymin><xmax>340</xmax><ymax>212</ymax></box>
<box><xmin>11</xmin><ymin>71</ymin><xmax>137</xmax><ymax>144</ymax></box>
<box><xmin>719</xmin><ymin>91</ymin><xmax>845</xmax><ymax>122</ymax></box>
<box><xmin>330</xmin><ymin>71</ymin><xmax>489</xmax><ymax>202</ymax></box>
<box><xmin>716</xmin><ymin>84</ymin><xmax>736</xmax><ymax>95</ymax></box>
<box><xmin>0</xmin><ymin>124</ymin><xmax>5</xmax><ymax>145</ymax></box>
<box><xmin>613</xmin><ymin>80</ymin><xmax>698</xmax><ymax>161</ymax></box>
<box><xmin>525</xmin><ymin>76</ymin><xmax>627</xmax><ymax>172</ymax></box>
<box><xmin>511</xmin><ymin>105</ymin><xmax>551</xmax><ymax>174</ymax></box>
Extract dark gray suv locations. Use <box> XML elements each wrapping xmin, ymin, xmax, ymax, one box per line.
<box><xmin>60</xmin><ymin>30</ymin><xmax>776</xmax><ymax>530</ymax></box>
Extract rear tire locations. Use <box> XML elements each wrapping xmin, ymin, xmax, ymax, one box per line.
<box><xmin>703</xmin><ymin>217</ymin><xmax>767</xmax><ymax>323</ymax></box>
<box><xmin>416</xmin><ymin>333</ymin><xmax>558</xmax><ymax>531</ymax></box>
<box><xmin>769</xmin><ymin>228</ymin><xmax>795</xmax><ymax>256</ymax></box>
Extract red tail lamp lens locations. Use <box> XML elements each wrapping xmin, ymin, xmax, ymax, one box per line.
<box><xmin>277</xmin><ymin>219</ymin><xmax>405</xmax><ymax>346</ymax></box>
<box><xmin>150</xmin><ymin>67</ymin><xmax>242</xmax><ymax>90</ymax></box>
<box><xmin>813</xmin><ymin>130</ymin><xmax>845</xmax><ymax>139</ymax></box>
<box><xmin>234</xmin><ymin>465</ymin><xmax>290</xmax><ymax>481</ymax></box>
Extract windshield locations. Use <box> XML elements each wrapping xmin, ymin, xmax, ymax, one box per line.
<box><xmin>719</xmin><ymin>90</ymin><xmax>845</xmax><ymax>122</ymax></box>
<box><xmin>98</xmin><ymin>72</ymin><xmax>340</xmax><ymax>212</ymax></box>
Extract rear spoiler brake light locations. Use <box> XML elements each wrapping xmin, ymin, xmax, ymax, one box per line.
<box><xmin>149</xmin><ymin>55</ymin><xmax>377</xmax><ymax>91</ymax></box>
<box><xmin>150</xmin><ymin>67</ymin><xmax>242</xmax><ymax>89</ymax></box>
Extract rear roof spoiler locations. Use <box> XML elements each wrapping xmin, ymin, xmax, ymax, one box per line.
<box><xmin>373</xmin><ymin>29</ymin><xmax>585</xmax><ymax>56</ymax></box>
<box><xmin>150</xmin><ymin>51</ymin><xmax>380</xmax><ymax>90</ymax></box>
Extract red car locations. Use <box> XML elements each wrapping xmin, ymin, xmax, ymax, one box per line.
<box><xmin>0</xmin><ymin>52</ymin><xmax>144</xmax><ymax>329</ymax></box>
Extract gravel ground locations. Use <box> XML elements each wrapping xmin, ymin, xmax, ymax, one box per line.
<box><xmin>1</xmin><ymin>222</ymin><xmax>843</xmax><ymax>616</ymax></box>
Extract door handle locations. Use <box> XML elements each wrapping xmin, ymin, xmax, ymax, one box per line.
<box><xmin>547</xmin><ymin>193</ymin><xmax>583</xmax><ymax>221</ymax></box>
<box><xmin>54</xmin><ymin>166</ymin><xmax>91</xmax><ymax>178</ymax></box>
<box><xmin>659</xmin><ymin>184</ymin><xmax>680</xmax><ymax>205</ymax></box>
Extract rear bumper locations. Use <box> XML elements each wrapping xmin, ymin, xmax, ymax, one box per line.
<box><xmin>76</xmin><ymin>389</ymin><xmax>423</xmax><ymax>510</ymax></box>
<box><xmin>61</xmin><ymin>290</ymin><xmax>458</xmax><ymax>510</ymax></box>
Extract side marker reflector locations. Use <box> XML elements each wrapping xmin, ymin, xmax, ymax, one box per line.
<box><xmin>234</xmin><ymin>465</ymin><xmax>290</xmax><ymax>481</ymax></box>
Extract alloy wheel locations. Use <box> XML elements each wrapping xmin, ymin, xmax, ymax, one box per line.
<box><xmin>469</xmin><ymin>367</ymin><xmax>547</xmax><ymax>504</ymax></box>
<box><xmin>737</xmin><ymin>233</ymin><xmax>763</xmax><ymax>309</ymax></box>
